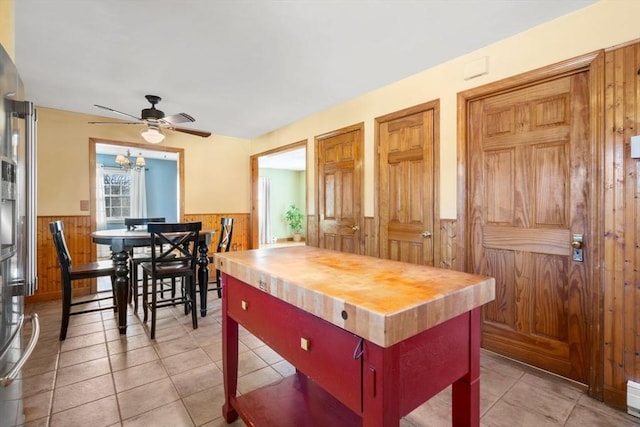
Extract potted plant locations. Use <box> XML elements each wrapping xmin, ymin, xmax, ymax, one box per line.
<box><xmin>285</xmin><ymin>204</ymin><xmax>304</xmax><ymax>242</ymax></box>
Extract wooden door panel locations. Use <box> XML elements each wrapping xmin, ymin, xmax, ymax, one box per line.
<box><xmin>341</xmin><ymin>171</ymin><xmax>354</xmax><ymax>219</ymax></box>
<box><xmin>482</xmin><ymin>249</ymin><xmax>516</xmax><ymax>328</ymax></box>
<box><xmin>379</xmin><ymin>105</ymin><xmax>436</xmax><ymax>267</ymax></box>
<box><xmin>469</xmin><ymin>72</ymin><xmax>590</xmax><ymax>383</ymax></box>
<box><xmin>323</xmin><ymin>173</ymin><xmax>336</xmax><ymax>220</ymax></box>
<box><xmin>482</xmin><ymin>225</ymin><xmax>570</xmax><ymax>256</ymax></box>
<box><xmin>532</xmin><ymin>253</ymin><xmax>569</xmax><ymax>341</ymax></box>
<box><xmin>389</xmin><ymin>240</ymin><xmax>425</xmax><ymax>265</ymax></box>
<box><xmin>317</xmin><ymin>124</ymin><xmax>363</xmax><ymax>254</ymax></box>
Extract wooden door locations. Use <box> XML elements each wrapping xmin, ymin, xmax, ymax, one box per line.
<box><xmin>468</xmin><ymin>72</ymin><xmax>590</xmax><ymax>383</ymax></box>
<box><xmin>316</xmin><ymin>124</ymin><xmax>363</xmax><ymax>254</ymax></box>
<box><xmin>378</xmin><ymin>103</ymin><xmax>437</xmax><ymax>265</ymax></box>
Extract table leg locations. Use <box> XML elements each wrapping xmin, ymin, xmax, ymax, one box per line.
<box><xmin>222</xmin><ymin>273</ymin><xmax>239</xmax><ymax>422</ymax></box>
<box><xmin>197</xmin><ymin>241</ymin><xmax>209</xmax><ymax>317</ymax></box>
<box><xmin>113</xmin><ymin>249</ymin><xmax>129</xmax><ymax>334</ymax></box>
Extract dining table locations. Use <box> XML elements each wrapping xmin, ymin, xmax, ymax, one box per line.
<box><xmin>91</xmin><ymin>228</ymin><xmax>215</xmax><ymax>334</ymax></box>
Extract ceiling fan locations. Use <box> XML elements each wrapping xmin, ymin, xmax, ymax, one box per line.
<box><xmin>88</xmin><ymin>94</ymin><xmax>212</xmax><ymax>143</ymax></box>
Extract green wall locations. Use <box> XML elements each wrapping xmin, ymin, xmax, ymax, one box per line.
<box><xmin>260</xmin><ymin>168</ymin><xmax>305</xmax><ymax>240</ymax></box>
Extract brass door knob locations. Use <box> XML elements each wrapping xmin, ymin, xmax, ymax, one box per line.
<box><xmin>352</xmin><ymin>225</ymin><xmax>360</xmax><ymax>232</ymax></box>
<box><xmin>421</xmin><ymin>231</ymin><xmax>432</xmax><ymax>238</ymax></box>
<box><xmin>571</xmin><ymin>240</ymin><xmax>583</xmax><ymax>249</ymax></box>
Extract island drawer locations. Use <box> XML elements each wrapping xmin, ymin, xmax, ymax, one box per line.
<box><xmin>225</xmin><ymin>275</ymin><xmax>362</xmax><ymax>414</ymax></box>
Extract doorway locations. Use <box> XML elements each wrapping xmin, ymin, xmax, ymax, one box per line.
<box><xmin>250</xmin><ymin>141</ymin><xmax>307</xmax><ymax>249</ymax></box>
<box><xmin>376</xmin><ymin>101</ymin><xmax>439</xmax><ymax>266</ymax></box>
<box><xmin>89</xmin><ymin>139</ymin><xmax>185</xmax><ymax>293</ymax></box>
<box><xmin>89</xmin><ymin>139</ymin><xmax>185</xmax><ymax>246</ymax></box>
<box><xmin>315</xmin><ymin>123</ymin><xmax>364</xmax><ymax>254</ymax></box>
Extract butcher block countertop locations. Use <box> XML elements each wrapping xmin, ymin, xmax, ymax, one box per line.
<box><xmin>215</xmin><ymin>246</ymin><xmax>495</xmax><ymax>347</ymax></box>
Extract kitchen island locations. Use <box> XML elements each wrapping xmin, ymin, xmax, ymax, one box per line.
<box><xmin>216</xmin><ymin>246</ymin><xmax>495</xmax><ymax>426</ymax></box>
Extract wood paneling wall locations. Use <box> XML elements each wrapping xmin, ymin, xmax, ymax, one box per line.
<box><xmin>306</xmin><ymin>215</ymin><xmax>456</xmax><ymax>270</ymax></box>
<box><xmin>439</xmin><ymin>220</ymin><xmax>457</xmax><ymax>270</ymax></box>
<box><xmin>305</xmin><ymin>214</ymin><xmax>318</xmax><ymax>248</ymax></box>
<box><xmin>182</xmin><ymin>213</ymin><xmax>250</xmax><ymax>252</ymax></box>
<box><xmin>32</xmin><ymin>216</ymin><xmax>95</xmax><ymax>302</ymax></box>
<box><xmin>28</xmin><ymin>213</ymin><xmax>250</xmax><ymax>303</ymax></box>
<box><xmin>602</xmin><ymin>41</ymin><xmax>640</xmax><ymax>408</ymax></box>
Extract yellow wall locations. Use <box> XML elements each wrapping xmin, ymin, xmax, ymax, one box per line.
<box><xmin>37</xmin><ymin>108</ymin><xmax>251</xmax><ymax>215</ymax></box>
<box><xmin>250</xmin><ymin>0</ymin><xmax>640</xmax><ymax>219</ymax></box>
<box><xmin>0</xmin><ymin>0</ymin><xmax>14</xmax><ymax>59</ymax></box>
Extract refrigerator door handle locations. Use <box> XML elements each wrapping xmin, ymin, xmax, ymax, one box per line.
<box><xmin>0</xmin><ymin>314</ymin><xmax>40</xmax><ymax>387</ymax></box>
<box><xmin>24</xmin><ymin>102</ymin><xmax>38</xmax><ymax>295</ymax></box>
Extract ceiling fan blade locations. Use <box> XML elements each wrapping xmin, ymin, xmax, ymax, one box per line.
<box><xmin>168</xmin><ymin>125</ymin><xmax>212</xmax><ymax>138</ymax></box>
<box><xmin>162</xmin><ymin>113</ymin><xmax>195</xmax><ymax>124</ymax></box>
<box><xmin>88</xmin><ymin>121</ymin><xmax>142</xmax><ymax>125</ymax></box>
<box><xmin>94</xmin><ymin>104</ymin><xmax>142</xmax><ymax>121</ymax></box>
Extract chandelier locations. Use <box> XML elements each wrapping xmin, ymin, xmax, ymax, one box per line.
<box><xmin>115</xmin><ymin>149</ymin><xmax>146</xmax><ymax>171</ymax></box>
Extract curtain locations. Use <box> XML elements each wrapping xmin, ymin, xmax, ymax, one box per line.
<box><xmin>95</xmin><ymin>165</ymin><xmax>110</xmax><ymax>258</ymax></box>
<box><xmin>130</xmin><ymin>168</ymin><xmax>147</xmax><ymax>218</ymax></box>
<box><xmin>259</xmin><ymin>177</ymin><xmax>272</xmax><ymax>245</ymax></box>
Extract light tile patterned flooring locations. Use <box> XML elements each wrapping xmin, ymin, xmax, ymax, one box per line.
<box><xmin>20</xmin><ymin>290</ymin><xmax>640</xmax><ymax>427</ymax></box>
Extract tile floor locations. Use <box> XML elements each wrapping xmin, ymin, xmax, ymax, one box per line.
<box><xmin>19</xmin><ymin>290</ymin><xmax>640</xmax><ymax>427</ymax></box>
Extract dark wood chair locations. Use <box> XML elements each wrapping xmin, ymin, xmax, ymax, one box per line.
<box><xmin>49</xmin><ymin>220</ymin><xmax>117</xmax><ymax>340</ymax></box>
<box><xmin>124</xmin><ymin>217</ymin><xmax>166</xmax><ymax>313</ymax></box>
<box><xmin>209</xmin><ymin>217</ymin><xmax>234</xmax><ymax>299</ymax></box>
<box><xmin>140</xmin><ymin>222</ymin><xmax>201</xmax><ymax>339</ymax></box>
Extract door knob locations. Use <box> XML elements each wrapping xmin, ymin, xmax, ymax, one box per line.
<box><xmin>421</xmin><ymin>231</ymin><xmax>432</xmax><ymax>238</ymax></box>
<box><xmin>352</xmin><ymin>225</ymin><xmax>360</xmax><ymax>232</ymax></box>
<box><xmin>571</xmin><ymin>234</ymin><xmax>584</xmax><ymax>262</ymax></box>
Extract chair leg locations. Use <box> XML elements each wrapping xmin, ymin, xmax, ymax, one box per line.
<box><xmin>150</xmin><ymin>276</ymin><xmax>157</xmax><ymax>340</ymax></box>
<box><xmin>59</xmin><ymin>279</ymin><xmax>72</xmax><ymax>340</ymax></box>
<box><xmin>127</xmin><ymin>253</ymin><xmax>133</xmax><ymax>305</ymax></box>
<box><xmin>111</xmin><ymin>273</ymin><xmax>118</xmax><ymax>313</ymax></box>
<box><xmin>132</xmin><ymin>261</ymin><xmax>141</xmax><ymax>314</ymax></box>
<box><xmin>142</xmin><ymin>271</ymin><xmax>149</xmax><ymax>323</ymax></box>
<box><xmin>190</xmin><ymin>276</ymin><xmax>198</xmax><ymax>330</ymax></box>
<box><xmin>216</xmin><ymin>270</ymin><xmax>222</xmax><ymax>299</ymax></box>
<box><xmin>183</xmin><ymin>279</ymin><xmax>189</xmax><ymax>316</ymax></box>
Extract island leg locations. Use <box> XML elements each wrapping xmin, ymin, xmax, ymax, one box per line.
<box><xmin>222</xmin><ymin>273</ymin><xmax>239</xmax><ymax>422</ymax></box>
<box><xmin>362</xmin><ymin>344</ymin><xmax>401</xmax><ymax>427</ymax></box>
<box><xmin>452</xmin><ymin>308</ymin><xmax>481</xmax><ymax>427</ymax></box>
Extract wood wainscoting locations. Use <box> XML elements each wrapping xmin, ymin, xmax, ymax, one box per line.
<box><xmin>29</xmin><ymin>213</ymin><xmax>250</xmax><ymax>303</ymax></box>
<box><xmin>439</xmin><ymin>219</ymin><xmax>457</xmax><ymax>270</ymax></box>
<box><xmin>182</xmin><ymin>213</ymin><xmax>250</xmax><ymax>252</ymax></box>
<box><xmin>32</xmin><ymin>216</ymin><xmax>95</xmax><ymax>303</ymax></box>
<box><xmin>305</xmin><ymin>216</ymin><xmax>457</xmax><ymax>270</ymax></box>
<box><xmin>601</xmin><ymin>40</ymin><xmax>640</xmax><ymax>408</ymax></box>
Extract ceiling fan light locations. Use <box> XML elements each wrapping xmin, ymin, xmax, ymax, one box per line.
<box><xmin>141</xmin><ymin>126</ymin><xmax>165</xmax><ymax>144</ymax></box>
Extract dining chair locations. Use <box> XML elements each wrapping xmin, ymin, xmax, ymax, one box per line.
<box><xmin>49</xmin><ymin>220</ymin><xmax>117</xmax><ymax>340</ymax></box>
<box><xmin>123</xmin><ymin>217</ymin><xmax>166</xmax><ymax>313</ymax></box>
<box><xmin>140</xmin><ymin>222</ymin><xmax>201</xmax><ymax>339</ymax></box>
<box><xmin>209</xmin><ymin>217</ymin><xmax>234</xmax><ymax>299</ymax></box>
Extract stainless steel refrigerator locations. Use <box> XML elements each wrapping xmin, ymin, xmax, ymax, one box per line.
<box><xmin>0</xmin><ymin>43</ymin><xmax>39</xmax><ymax>427</ymax></box>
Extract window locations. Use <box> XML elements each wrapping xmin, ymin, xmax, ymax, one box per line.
<box><xmin>103</xmin><ymin>169</ymin><xmax>130</xmax><ymax>220</ymax></box>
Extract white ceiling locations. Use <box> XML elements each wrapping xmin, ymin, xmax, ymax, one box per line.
<box><xmin>14</xmin><ymin>0</ymin><xmax>596</xmax><ymax>142</ymax></box>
